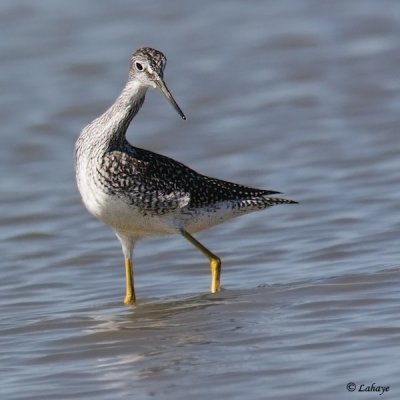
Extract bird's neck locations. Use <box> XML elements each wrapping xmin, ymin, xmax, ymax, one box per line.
<box><xmin>86</xmin><ymin>79</ymin><xmax>147</xmax><ymax>150</ymax></box>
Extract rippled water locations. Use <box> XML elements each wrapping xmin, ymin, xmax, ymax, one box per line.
<box><xmin>1</xmin><ymin>1</ymin><xmax>400</xmax><ymax>399</ymax></box>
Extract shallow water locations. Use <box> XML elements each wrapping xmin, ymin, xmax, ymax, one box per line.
<box><xmin>1</xmin><ymin>0</ymin><xmax>400</xmax><ymax>399</ymax></box>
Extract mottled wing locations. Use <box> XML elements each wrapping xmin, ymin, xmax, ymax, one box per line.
<box><xmin>97</xmin><ymin>150</ymin><xmax>190</xmax><ymax>214</ymax></box>
<box><xmin>98</xmin><ymin>147</ymin><xmax>294</xmax><ymax>215</ymax></box>
<box><xmin>131</xmin><ymin>147</ymin><xmax>287</xmax><ymax>209</ymax></box>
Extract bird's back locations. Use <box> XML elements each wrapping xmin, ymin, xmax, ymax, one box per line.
<box><xmin>97</xmin><ymin>143</ymin><xmax>295</xmax><ymax>220</ymax></box>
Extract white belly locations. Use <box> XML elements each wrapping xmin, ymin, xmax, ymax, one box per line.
<box><xmin>80</xmin><ymin>186</ymin><xmax>178</xmax><ymax>237</ymax></box>
<box><xmin>77</xmin><ymin>164</ymin><xmax>258</xmax><ymax>237</ymax></box>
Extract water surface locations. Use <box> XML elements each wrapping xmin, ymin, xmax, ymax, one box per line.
<box><xmin>1</xmin><ymin>1</ymin><xmax>400</xmax><ymax>399</ymax></box>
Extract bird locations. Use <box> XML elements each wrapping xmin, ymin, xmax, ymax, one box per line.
<box><xmin>75</xmin><ymin>47</ymin><xmax>296</xmax><ymax>305</ymax></box>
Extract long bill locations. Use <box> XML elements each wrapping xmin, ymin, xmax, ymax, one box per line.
<box><xmin>155</xmin><ymin>78</ymin><xmax>186</xmax><ymax>120</ymax></box>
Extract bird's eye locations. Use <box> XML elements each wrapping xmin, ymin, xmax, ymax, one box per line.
<box><xmin>135</xmin><ymin>62</ymin><xmax>144</xmax><ymax>71</ymax></box>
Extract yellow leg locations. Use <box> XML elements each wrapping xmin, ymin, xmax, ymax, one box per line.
<box><xmin>124</xmin><ymin>258</ymin><xmax>136</xmax><ymax>305</ymax></box>
<box><xmin>181</xmin><ymin>229</ymin><xmax>222</xmax><ymax>293</ymax></box>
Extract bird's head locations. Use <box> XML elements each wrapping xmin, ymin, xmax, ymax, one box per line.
<box><xmin>129</xmin><ymin>47</ymin><xmax>186</xmax><ymax>120</ymax></box>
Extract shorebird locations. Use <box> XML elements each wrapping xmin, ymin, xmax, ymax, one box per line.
<box><xmin>75</xmin><ymin>47</ymin><xmax>296</xmax><ymax>305</ymax></box>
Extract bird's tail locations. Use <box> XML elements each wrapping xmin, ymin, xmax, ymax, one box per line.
<box><xmin>235</xmin><ymin>195</ymin><xmax>297</xmax><ymax>211</ymax></box>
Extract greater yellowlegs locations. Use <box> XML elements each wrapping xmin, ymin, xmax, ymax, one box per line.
<box><xmin>75</xmin><ymin>47</ymin><xmax>296</xmax><ymax>304</ymax></box>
